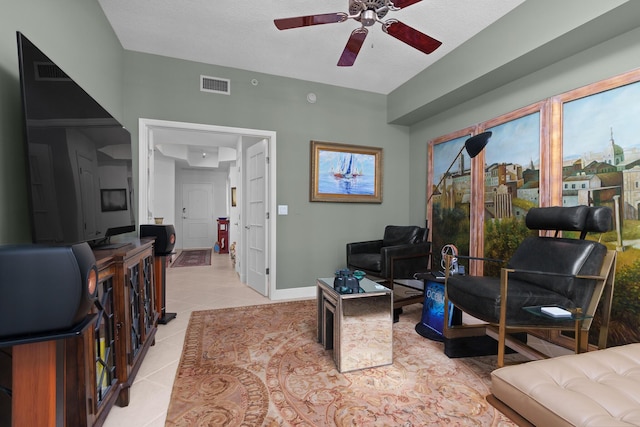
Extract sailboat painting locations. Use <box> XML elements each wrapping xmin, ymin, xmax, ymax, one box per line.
<box><xmin>310</xmin><ymin>141</ymin><xmax>383</xmax><ymax>203</ymax></box>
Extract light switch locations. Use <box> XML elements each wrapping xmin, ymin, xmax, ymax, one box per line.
<box><xmin>278</xmin><ymin>205</ymin><xmax>288</xmax><ymax>215</ymax></box>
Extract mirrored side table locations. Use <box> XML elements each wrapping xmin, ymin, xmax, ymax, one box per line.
<box><xmin>316</xmin><ymin>277</ymin><xmax>393</xmax><ymax>372</ymax></box>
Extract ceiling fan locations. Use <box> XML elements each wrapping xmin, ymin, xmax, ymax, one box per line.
<box><xmin>274</xmin><ymin>0</ymin><xmax>442</xmax><ymax>66</ymax></box>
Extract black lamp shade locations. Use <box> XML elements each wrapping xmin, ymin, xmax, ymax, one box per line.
<box><xmin>465</xmin><ymin>131</ymin><xmax>492</xmax><ymax>158</ymax></box>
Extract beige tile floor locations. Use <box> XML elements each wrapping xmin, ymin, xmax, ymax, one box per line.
<box><xmin>102</xmin><ymin>252</ymin><xmax>273</xmax><ymax>427</ymax></box>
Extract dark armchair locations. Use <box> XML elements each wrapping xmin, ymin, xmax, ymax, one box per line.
<box><xmin>347</xmin><ymin>225</ymin><xmax>430</xmax><ymax>281</ymax></box>
<box><xmin>347</xmin><ymin>225</ymin><xmax>431</xmax><ymax>317</ymax></box>
<box><xmin>444</xmin><ymin>206</ymin><xmax>616</xmax><ymax>368</ymax></box>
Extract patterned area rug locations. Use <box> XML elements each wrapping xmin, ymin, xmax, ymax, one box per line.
<box><xmin>165</xmin><ymin>300</ymin><xmax>518</xmax><ymax>426</ymax></box>
<box><xmin>171</xmin><ymin>249</ymin><xmax>212</xmax><ymax>268</ymax></box>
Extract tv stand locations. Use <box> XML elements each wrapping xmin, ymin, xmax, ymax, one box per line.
<box><xmin>69</xmin><ymin>239</ymin><xmax>158</xmax><ymax>425</ymax></box>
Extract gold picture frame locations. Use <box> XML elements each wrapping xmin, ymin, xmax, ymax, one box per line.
<box><xmin>310</xmin><ymin>140</ymin><xmax>383</xmax><ymax>203</ymax></box>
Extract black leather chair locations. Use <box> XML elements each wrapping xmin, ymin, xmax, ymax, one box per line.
<box><xmin>444</xmin><ymin>206</ymin><xmax>616</xmax><ymax>367</ymax></box>
<box><xmin>347</xmin><ymin>225</ymin><xmax>431</xmax><ymax>318</ymax></box>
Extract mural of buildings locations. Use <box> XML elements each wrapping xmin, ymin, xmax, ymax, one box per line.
<box><xmin>435</xmin><ymin>127</ymin><xmax>638</xmax><ymax>227</ymax></box>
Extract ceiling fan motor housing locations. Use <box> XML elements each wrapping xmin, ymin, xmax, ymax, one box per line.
<box><xmin>350</xmin><ymin>0</ymin><xmax>390</xmax><ymax>20</ymax></box>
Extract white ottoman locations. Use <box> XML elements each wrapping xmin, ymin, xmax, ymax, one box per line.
<box><xmin>489</xmin><ymin>343</ymin><xmax>640</xmax><ymax>426</ymax></box>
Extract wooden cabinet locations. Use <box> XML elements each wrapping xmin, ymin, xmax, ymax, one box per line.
<box><xmin>65</xmin><ymin>239</ymin><xmax>157</xmax><ymax>427</ymax></box>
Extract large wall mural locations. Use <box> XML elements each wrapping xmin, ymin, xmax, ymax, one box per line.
<box><xmin>428</xmin><ymin>68</ymin><xmax>640</xmax><ymax>348</ymax></box>
<box><xmin>482</xmin><ymin>109</ymin><xmax>542</xmax><ymax>276</ymax></box>
<box><xmin>558</xmin><ymin>75</ymin><xmax>640</xmax><ymax>346</ymax></box>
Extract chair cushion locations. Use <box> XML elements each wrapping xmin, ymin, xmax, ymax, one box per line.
<box><xmin>508</xmin><ymin>236</ymin><xmax>607</xmax><ymax>307</ymax></box>
<box><xmin>447</xmin><ymin>275</ymin><xmax>575</xmax><ymax>326</ymax></box>
<box><xmin>382</xmin><ymin>225</ymin><xmax>422</xmax><ymax>247</ymax></box>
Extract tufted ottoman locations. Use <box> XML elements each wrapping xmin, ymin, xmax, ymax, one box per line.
<box><xmin>488</xmin><ymin>343</ymin><xmax>640</xmax><ymax>426</ymax></box>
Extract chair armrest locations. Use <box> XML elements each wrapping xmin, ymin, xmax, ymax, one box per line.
<box><xmin>455</xmin><ymin>254</ymin><xmax>506</xmax><ymax>264</ymax></box>
<box><xmin>503</xmin><ymin>267</ymin><xmax>605</xmax><ymax>280</ymax></box>
<box><xmin>383</xmin><ymin>242</ymin><xmax>431</xmax><ymax>278</ymax></box>
<box><xmin>346</xmin><ymin>240</ymin><xmax>383</xmax><ymax>256</ymax></box>
<box><xmin>381</xmin><ymin>242</ymin><xmax>430</xmax><ymax>258</ymax></box>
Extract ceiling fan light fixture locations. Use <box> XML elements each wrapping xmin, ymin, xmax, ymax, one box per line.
<box><xmin>361</xmin><ymin>10</ymin><xmax>377</xmax><ymax>26</ymax></box>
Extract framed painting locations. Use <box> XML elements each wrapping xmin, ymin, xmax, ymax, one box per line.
<box><xmin>231</xmin><ymin>187</ymin><xmax>237</xmax><ymax>207</ymax></box>
<box><xmin>310</xmin><ymin>140</ymin><xmax>383</xmax><ymax>203</ymax></box>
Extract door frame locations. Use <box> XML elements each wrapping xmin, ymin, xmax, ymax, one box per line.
<box><xmin>138</xmin><ymin>118</ymin><xmax>277</xmax><ymax>298</ymax></box>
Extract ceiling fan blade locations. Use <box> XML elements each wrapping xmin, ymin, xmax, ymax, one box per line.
<box><xmin>384</xmin><ymin>20</ymin><xmax>442</xmax><ymax>54</ymax></box>
<box><xmin>274</xmin><ymin>13</ymin><xmax>346</xmax><ymax>30</ymax></box>
<box><xmin>337</xmin><ymin>28</ymin><xmax>368</xmax><ymax>66</ymax></box>
<box><xmin>391</xmin><ymin>0</ymin><xmax>423</xmax><ymax>9</ymax></box>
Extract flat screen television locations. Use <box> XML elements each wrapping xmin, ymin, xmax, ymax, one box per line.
<box><xmin>17</xmin><ymin>32</ymin><xmax>135</xmax><ymax>248</ymax></box>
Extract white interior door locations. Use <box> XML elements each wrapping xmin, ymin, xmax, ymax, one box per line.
<box><xmin>182</xmin><ymin>183</ymin><xmax>213</xmax><ymax>248</ymax></box>
<box><xmin>246</xmin><ymin>140</ymin><xmax>268</xmax><ymax>295</ymax></box>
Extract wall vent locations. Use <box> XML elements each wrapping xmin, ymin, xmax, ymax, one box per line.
<box><xmin>200</xmin><ymin>75</ymin><xmax>230</xmax><ymax>95</ymax></box>
<box><xmin>35</xmin><ymin>61</ymin><xmax>71</xmax><ymax>81</ymax></box>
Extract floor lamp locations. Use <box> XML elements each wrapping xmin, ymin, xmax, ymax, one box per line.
<box><xmin>416</xmin><ymin>131</ymin><xmax>491</xmax><ymax>342</ymax></box>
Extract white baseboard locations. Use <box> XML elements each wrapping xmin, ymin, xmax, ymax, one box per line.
<box><xmin>270</xmin><ymin>285</ymin><xmax>317</xmax><ymax>301</ymax></box>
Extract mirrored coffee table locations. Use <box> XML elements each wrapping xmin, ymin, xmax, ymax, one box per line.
<box><xmin>317</xmin><ymin>277</ymin><xmax>393</xmax><ymax>372</ymax></box>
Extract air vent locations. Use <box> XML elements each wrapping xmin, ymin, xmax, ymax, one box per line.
<box><xmin>200</xmin><ymin>75</ymin><xmax>230</xmax><ymax>95</ymax></box>
<box><xmin>35</xmin><ymin>61</ymin><xmax>71</xmax><ymax>81</ymax></box>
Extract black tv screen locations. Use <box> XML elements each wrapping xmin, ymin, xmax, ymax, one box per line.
<box><xmin>17</xmin><ymin>32</ymin><xmax>135</xmax><ymax>247</ymax></box>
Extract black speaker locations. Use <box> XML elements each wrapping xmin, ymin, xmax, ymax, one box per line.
<box><xmin>0</xmin><ymin>242</ymin><xmax>98</xmax><ymax>340</ymax></box>
<box><xmin>140</xmin><ymin>224</ymin><xmax>176</xmax><ymax>255</ymax></box>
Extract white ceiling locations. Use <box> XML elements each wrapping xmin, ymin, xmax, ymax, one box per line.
<box><xmin>151</xmin><ymin>126</ymin><xmax>241</xmax><ymax>171</ymax></box>
<box><xmin>98</xmin><ymin>0</ymin><xmax>524</xmax><ymax>95</ymax></box>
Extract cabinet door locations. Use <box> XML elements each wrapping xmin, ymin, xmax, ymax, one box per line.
<box><xmin>126</xmin><ymin>260</ymin><xmax>143</xmax><ymax>364</ymax></box>
<box><xmin>93</xmin><ymin>270</ymin><xmax>118</xmax><ymax>413</ymax></box>
<box><xmin>124</xmin><ymin>248</ymin><xmax>156</xmax><ymax>367</ymax></box>
<box><xmin>141</xmin><ymin>253</ymin><xmax>156</xmax><ymax>337</ymax></box>
<box><xmin>64</xmin><ymin>262</ymin><xmax>120</xmax><ymax>427</ymax></box>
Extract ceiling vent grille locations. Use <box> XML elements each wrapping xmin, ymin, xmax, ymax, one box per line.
<box><xmin>35</xmin><ymin>61</ymin><xmax>71</xmax><ymax>81</ymax></box>
<box><xmin>200</xmin><ymin>75</ymin><xmax>230</xmax><ymax>95</ymax></box>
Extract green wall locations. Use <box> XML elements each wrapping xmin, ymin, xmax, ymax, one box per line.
<box><xmin>0</xmin><ymin>0</ymin><xmax>415</xmax><ymax>290</ymax></box>
<box><xmin>122</xmin><ymin>51</ymin><xmax>413</xmax><ymax>289</ymax></box>
<box><xmin>0</xmin><ymin>0</ymin><xmax>124</xmax><ymax>243</ymax></box>
<box><xmin>3</xmin><ymin>0</ymin><xmax>640</xmax><ymax>292</ymax></box>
